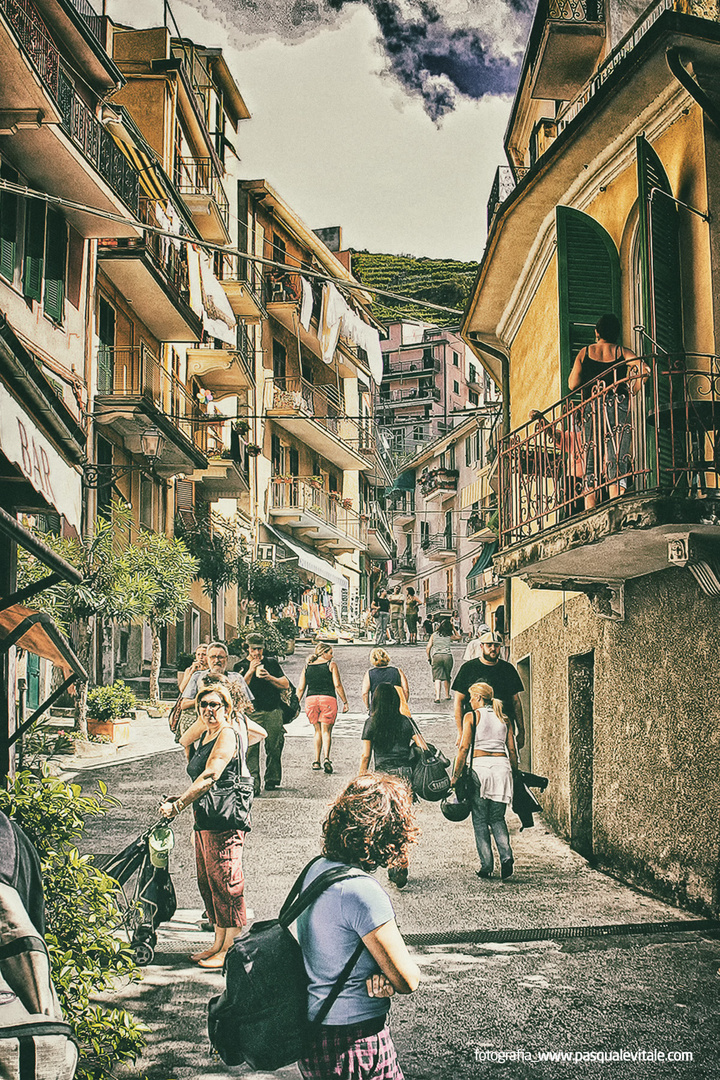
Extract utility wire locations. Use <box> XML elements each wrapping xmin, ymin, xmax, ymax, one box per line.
<box><xmin>0</xmin><ymin>179</ymin><xmax>465</xmax><ymax>316</ymax></box>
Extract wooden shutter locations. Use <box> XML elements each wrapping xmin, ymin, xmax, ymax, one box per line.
<box><xmin>43</xmin><ymin>210</ymin><xmax>67</xmax><ymax>323</ymax></box>
<box><xmin>0</xmin><ymin>164</ymin><xmax>18</xmax><ymax>283</ymax></box>
<box><xmin>97</xmin><ymin>298</ymin><xmax>116</xmax><ymax>393</ymax></box>
<box><xmin>636</xmin><ymin>135</ymin><xmax>685</xmax><ymax>487</ymax></box>
<box><xmin>23</xmin><ymin>199</ymin><xmax>45</xmax><ymax>301</ymax></box>
<box><xmin>556</xmin><ymin>206</ymin><xmax>621</xmax><ymax>390</ymax></box>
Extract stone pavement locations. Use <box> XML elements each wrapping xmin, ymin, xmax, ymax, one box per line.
<box><xmin>63</xmin><ymin>643</ymin><xmax>720</xmax><ymax>1080</ymax></box>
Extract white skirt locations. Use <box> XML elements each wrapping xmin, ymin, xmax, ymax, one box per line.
<box><xmin>472</xmin><ymin>756</ymin><xmax>513</xmax><ymax>804</ymax></box>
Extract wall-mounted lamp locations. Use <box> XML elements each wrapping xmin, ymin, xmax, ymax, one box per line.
<box><xmin>83</xmin><ymin>427</ymin><xmax>166</xmax><ymax>487</ymax></box>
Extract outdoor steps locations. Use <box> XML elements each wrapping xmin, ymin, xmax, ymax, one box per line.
<box><xmin>120</xmin><ymin>675</ymin><xmax>178</xmax><ymax>701</ymax></box>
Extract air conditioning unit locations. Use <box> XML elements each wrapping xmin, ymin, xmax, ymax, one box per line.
<box><xmin>256</xmin><ymin>544</ymin><xmax>276</xmax><ymax>564</ymax></box>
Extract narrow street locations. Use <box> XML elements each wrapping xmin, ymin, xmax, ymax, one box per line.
<box><xmin>71</xmin><ymin>643</ymin><xmax>720</xmax><ymax>1080</ymax></box>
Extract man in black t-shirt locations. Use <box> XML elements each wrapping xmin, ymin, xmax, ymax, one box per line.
<box><xmin>237</xmin><ymin>633</ymin><xmax>289</xmax><ymax>794</ymax></box>
<box><xmin>451</xmin><ymin>631</ymin><xmax>525</xmax><ymax>749</ymax></box>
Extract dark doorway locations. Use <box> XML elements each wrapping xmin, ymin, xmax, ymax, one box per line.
<box><xmin>568</xmin><ymin>650</ymin><xmax>594</xmax><ymax>859</ymax></box>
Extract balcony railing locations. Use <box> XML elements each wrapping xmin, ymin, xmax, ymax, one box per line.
<box><xmin>379</xmin><ymin>386</ymin><xmax>440</xmax><ymax>404</ymax></box>
<box><xmin>95</xmin><ymin>346</ymin><xmax>203</xmax><ymax>449</ymax></box>
<box><xmin>66</xmin><ymin>0</ymin><xmax>103</xmax><ymax>40</ymax></box>
<box><xmin>426</xmin><ymin>591</ymin><xmax>451</xmax><ymax>613</ymax></box>
<box><xmin>498</xmin><ymin>353</ymin><xmax>720</xmax><ymax>547</ymax></box>
<box><xmin>422</xmin><ymin>532</ymin><xmax>456</xmax><ymax>555</ymax></box>
<box><xmin>386</xmin><ymin>354</ymin><xmax>441</xmax><ymax>377</ymax></box>
<box><xmin>388</xmin><ymin>490</ymin><xmax>416</xmax><ymax>516</ymax></box>
<box><xmin>269</xmin><ymin>477</ymin><xmax>367</xmax><ymax>547</ymax></box>
<box><xmin>263</xmin><ymin>273</ymin><xmax>301</xmax><ymax>306</ymax></box>
<box><xmin>487</xmin><ymin>165</ymin><xmax>529</xmax><ymax>229</ymax></box>
<box><xmin>419</xmin><ymin>468</ymin><xmax>460</xmax><ymax>497</ymax></box>
<box><xmin>174</xmin><ymin>156</ymin><xmax>229</xmax><ymax>229</ymax></box>
<box><xmin>394</xmin><ymin>553</ymin><xmax>416</xmax><ymax>574</ymax></box>
<box><xmin>542</xmin><ymin>0</ymin><xmax>604</xmax><ymax>22</ymax></box>
<box><xmin>269</xmin><ymin>376</ymin><xmax>369</xmax><ymax>451</ymax></box>
<box><xmin>137</xmin><ymin>197</ymin><xmax>190</xmax><ymax>297</ymax></box>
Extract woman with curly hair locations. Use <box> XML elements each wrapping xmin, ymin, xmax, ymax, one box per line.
<box><xmin>296</xmin><ymin>774</ymin><xmax>421</xmax><ymax>1080</ymax></box>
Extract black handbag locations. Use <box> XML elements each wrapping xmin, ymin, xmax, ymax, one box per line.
<box><xmin>194</xmin><ymin>731</ymin><xmax>254</xmax><ymax>833</ymax></box>
<box><xmin>280</xmin><ymin>679</ymin><xmax>301</xmax><ymax>724</ymax></box>
<box><xmin>452</xmin><ymin>713</ymin><xmax>478</xmax><ymax>810</ymax></box>
<box><xmin>407</xmin><ymin>716</ymin><xmax>452</xmax><ymax>802</ymax></box>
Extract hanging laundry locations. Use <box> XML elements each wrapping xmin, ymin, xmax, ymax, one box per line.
<box><xmin>198</xmin><ymin>249</ymin><xmax>237</xmax><ymax>346</ymax></box>
<box><xmin>319</xmin><ymin>282</ymin><xmax>345</xmax><ymax>364</ymax></box>
<box><xmin>186</xmin><ymin>244</ymin><xmax>204</xmax><ymax>320</ymax></box>
<box><xmin>166</xmin><ymin>203</ymin><xmax>183</xmax><ymax>249</ymax></box>
<box><xmin>154</xmin><ymin>202</ymin><xmax>171</xmax><ymax>264</ymax></box>
<box><xmin>300</xmin><ymin>277</ymin><xmax>314</xmax><ymax>331</ymax></box>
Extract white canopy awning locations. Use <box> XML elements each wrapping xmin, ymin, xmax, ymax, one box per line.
<box><xmin>265</xmin><ymin>525</ymin><xmax>349</xmax><ymax>589</ymax></box>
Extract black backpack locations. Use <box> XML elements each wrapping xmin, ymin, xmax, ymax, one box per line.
<box><xmin>208</xmin><ymin>858</ymin><xmax>365</xmax><ymax>1070</ymax></box>
<box><xmin>280</xmin><ymin>678</ymin><xmax>301</xmax><ymax>724</ymax></box>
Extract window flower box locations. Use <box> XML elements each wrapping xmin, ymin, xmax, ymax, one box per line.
<box><xmin>246</xmin><ymin>444</ymin><xmax>261</xmax><ymax>457</ymax></box>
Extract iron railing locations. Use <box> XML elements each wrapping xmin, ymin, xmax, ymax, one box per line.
<box><xmin>268</xmin><ymin>376</ymin><xmax>369</xmax><ymax>451</ymax></box>
<box><xmin>268</xmin><ymin>477</ymin><xmax>368</xmax><ymax>547</ymax></box>
<box><xmin>487</xmin><ymin>165</ymin><xmax>529</xmax><ymax>229</ymax></box>
<box><xmin>385</xmin><ymin>354</ymin><xmax>441</xmax><ymax>376</ymax></box>
<box><xmin>394</xmin><ymin>552</ymin><xmax>416</xmax><ymax>574</ymax></box>
<box><xmin>95</xmin><ymin>346</ymin><xmax>203</xmax><ymax>450</ymax></box>
<box><xmin>426</xmin><ymin>592</ymin><xmax>451</xmax><ymax>613</ymax></box>
<box><xmin>498</xmin><ymin>353</ymin><xmax>720</xmax><ymax>547</ymax></box>
<box><xmin>419</xmin><ymin>468</ymin><xmax>460</xmax><ymax>497</ymax></box>
<box><xmin>135</xmin><ymin>197</ymin><xmax>191</xmax><ymax>301</ymax></box>
<box><xmin>379</xmin><ymin>386</ymin><xmax>441</xmax><ymax>404</ymax></box>
<box><xmin>388</xmin><ymin>490</ymin><xmax>416</xmax><ymax>516</ymax></box>
<box><xmin>423</xmin><ymin>533</ymin><xmax>456</xmax><ymax>557</ymax></box>
<box><xmin>66</xmin><ymin>0</ymin><xmax>103</xmax><ymax>40</ymax></box>
<box><xmin>263</xmin><ymin>273</ymin><xmax>301</xmax><ymax>306</ymax></box>
<box><xmin>174</xmin><ymin>156</ymin><xmax>229</xmax><ymax>230</ymax></box>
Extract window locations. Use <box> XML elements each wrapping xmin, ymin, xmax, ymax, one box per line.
<box><xmin>453</xmin><ymin>380</ymin><xmax>459</xmax><ymax>395</ymax></box>
<box><xmin>465</xmin><ymin>436</ymin><xmax>472</xmax><ymax>467</ymax></box>
<box><xmin>452</xmin><ymin>352</ymin><xmax>459</xmax><ymax>367</ymax></box>
<box><xmin>421</xmin><ymin>520</ymin><xmax>430</xmax><ymax>548</ymax></box>
<box><xmin>140</xmin><ymin>476</ymin><xmax>154</xmax><ymax>530</ymax></box>
<box><xmin>271</xmin><ymin>432</ymin><xmax>282</xmax><ymax>473</ymax></box>
<box><xmin>423</xmin><ymin>578</ymin><xmax>429</xmax><ymax>603</ymax></box>
<box><xmin>272</xmin><ymin>339</ymin><xmax>286</xmax><ymax>381</ymax></box>
<box><xmin>44</xmin><ymin>210</ymin><xmax>67</xmax><ymax>322</ymax></box>
<box><xmin>23</xmin><ymin>199</ymin><xmax>44</xmax><ymax>302</ymax></box>
<box><xmin>469</xmin><ymin>390</ymin><xmax>478</xmax><ymax>406</ymax></box>
<box><xmin>469</xmin><ymin>363</ymin><xmax>477</xmax><ymax>385</ymax></box>
<box><xmin>97</xmin><ymin>298</ymin><xmax>115</xmax><ymax>393</ymax></box>
<box><xmin>289</xmin><ymin>446</ymin><xmax>299</xmax><ymax>476</ymax></box>
<box><xmin>0</xmin><ymin>162</ymin><xmax>19</xmax><ymax>284</ymax></box>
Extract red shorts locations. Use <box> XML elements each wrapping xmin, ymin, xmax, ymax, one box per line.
<box><xmin>306</xmin><ymin>695</ymin><xmax>338</xmax><ymax>726</ymax></box>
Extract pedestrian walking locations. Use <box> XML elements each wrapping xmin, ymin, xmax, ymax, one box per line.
<box><xmin>388</xmin><ymin>587</ymin><xmax>405</xmax><ymax>644</ymax></box>
<box><xmin>452</xmin><ymin>631</ymin><xmax>525</xmax><ymax>750</ymax></box>
<box><xmin>237</xmin><ymin>633</ymin><xmax>290</xmax><ymax>794</ymax></box>
<box><xmin>361</xmin><ymin>649</ymin><xmax>409</xmax><ymax>714</ymax></box>
<box><xmin>177</xmin><ymin>643</ymin><xmax>208</xmax><ymax>693</ymax></box>
<box><xmin>295</xmin><ymin>773</ymin><xmax>421</xmax><ymax>1080</ymax></box>
<box><xmin>358</xmin><ymin>684</ymin><xmax>425</xmax><ymax>888</ymax></box>
<box><xmin>296</xmin><ymin>642</ymin><xmax>349</xmax><ymax>775</ymax></box>
<box><xmin>451</xmin><ymin>681</ymin><xmax>518</xmax><ymax>880</ymax></box>
<box><xmin>373</xmin><ymin>589</ymin><xmax>391</xmax><ymax>645</ymax></box>
<box><xmin>160</xmin><ymin>680</ymin><xmax>263</xmax><ymax>967</ymax></box>
<box><xmin>426</xmin><ymin>618</ymin><xmax>461</xmax><ymax>702</ymax></box>
<box><xmin>404</xmin><ymin>587</ymin><xmax>420</xmax><ymax>644</ymax></box>
<box><xmin>421</xmin><ymin>618</ymin><xmax>434</xmax><ymax>641</ymax></box>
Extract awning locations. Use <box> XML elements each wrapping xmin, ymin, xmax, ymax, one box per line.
<box><xmin>389</xmin><ymin>469</ymin><xmax>415</xmax><ymax>492</ymax></box>
<box><xmin>467</xmin><ymin>541</ymin><xmax>498</xmax><ymax>581</ymax></box>
<box><xmin>264</xmin><ymin>525</ymin><xmax>349</xmax><ymax>589</ymax></box>
<box><xmin>0</xmin><ymin>605</ymin><xmax>86</xmax><ymax>682</ymax></box>
<box><xmin>461</xmin><ymin>476</ymin><xmax>484</xmax><ymax>509</ymax></box>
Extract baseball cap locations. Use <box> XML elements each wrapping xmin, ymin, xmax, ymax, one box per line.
<box><xmin>479</xmin><ymin>631</ymin><xmax>503</xmax><ymax>644</ymax></box>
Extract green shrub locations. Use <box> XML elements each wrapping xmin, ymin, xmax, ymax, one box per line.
<box><xmin>86</xmin><ymin>681</ymin><xmax>136</xmax><ymax>722</ymax></box>
<box><xmin>274</xmin><ymin>616</ymin><xmax>299</xmax><ymax>641</ymax></box>
<box><xmin>228</xmin><ymin>618</ymin><xmax>288</xmax><ymax>659</ymax></box>
<box><xmin>0</xmin><ymin>770</ymin><xmax>148</xmax><ymax>1080</ymax></box>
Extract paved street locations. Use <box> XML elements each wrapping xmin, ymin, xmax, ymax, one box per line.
<box><xmin>69</xmin><ymin>643</ymin><xmax>720</xmax><ymax>1080</ymax></box>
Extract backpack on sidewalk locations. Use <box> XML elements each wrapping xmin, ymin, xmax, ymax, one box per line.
<box><xmin>207</xmin><ymin>857</ymin><xmax>364</xmax><ymax>1070</ymax></box>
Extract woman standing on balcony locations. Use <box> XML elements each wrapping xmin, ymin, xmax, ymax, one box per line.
<box><xmin>296</xmin><ymin>642</ymin><xmax>349</xmax><ymax>774</ymax></box>
<box><xmin>426</xmin><ymin>619</ymin><xmax>461</xmax><ymax>703</ymax></box>
<box><xmin>568</xmin><ymin>314</ymin><xmax>646</xmax><ymax>509</ymax></box>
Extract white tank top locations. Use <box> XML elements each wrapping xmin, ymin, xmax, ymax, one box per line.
<box><xmin>472</xmin><ymin>706</ymin><xmax>508</xmax><ymax>754</ymax></box>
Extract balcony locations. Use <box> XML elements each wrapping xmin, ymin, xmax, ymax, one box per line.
<box><xmin>423</xmin><ymin>533</ymin><xmax>456</xmax><ymax>562</ymax></box>
<box><xmin>94</xmin><ymin>346</ymin><xmax>207</xmax><ymax>475</ymax></box>
<box><xmin>188</xmin><ymin>417</ymin><xmax>249</xmax><ymax>499</ymax></box>
<box><xmin>529</xmin><ymin>0</ymin><xmax>606</xmax><ymax>102</ymax></box>
<box><xmin>97</xmin><ymin>199</ymin><xmax>201</xmax><ymax>342</ymax></box>
<box><xmin>425</xmin><ymin>591</ymin><xmax>452</xmax><ymax>615</ymax></box>
<box><xmin>467</xmin><ymin>568</ymin><xmax>503</xmax><ymax>601</ymax></box>
<box><xmin>385</xmin><ymin>354</ymin><xmax>441</xmax><ymax>378</ymax></box>
<box><xmin>267</xmin><ymin>478</ymin><xmax>368</xmax><ymax>554</ymax></box>
<box><xmin>175</xmin><ymin>155</ymin><xmax>229</xmax><ymax>243</ymax></box>
<box><xmin>388</xmin><ymin>490</ymin><xmax>416</xmax><ymax>525</ymax></box>
<box><xmin>378</xmin><ymin>386</ymin><xmax>441</xmax><ymax>407</ymax></box>
<box><xmin>419</xmin><ymin>467</ymin><xmax>459</xmax><ymax>501</ymax></box>
<box><xmin>392</xmin><ymin>553</ymin><xmax>416</xmax><ymax>578</ymax></box>
<box><xmin>0</xmin><ymin>0</ymin><xmax>140</xmax><ymax>235</ymax></box>
<box><xmin>187</xmin><ymin>334</ymin><xmax>253</xmax><ymax>402</ymax></box>
<box><xmin>265</xmin><ymin>377</ymin><xmax>371</xmax><ymax>472</ymax></box>
<box><xmin>487</xmin><ymin>165</ymin><xmax>528</xmax><ymax>230</ymax></box>
<box><xmin>219</xmin><ymin>272</ymin><xmax>265</xmax><ymax>324</ymax></box>
<box><xmin>495</xmin><ymin>354</ymin><xmax>720</xmax><ymax>614</ymax></box>
<box><xmin>467</xmin><ymin>508</ymin><xmax>498</xmax><ymax>541</ymax></box>
<box><xmin>367</xmin><ymin>503</ymin><xmax>396</xmax><ymax>560</ymax></box>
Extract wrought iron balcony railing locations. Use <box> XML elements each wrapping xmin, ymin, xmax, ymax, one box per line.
<box><xmin>426</xmin><ymin>591</ymin><xmax>451</xmax><ymax>613</ymax></box>
<box><xmin>378</xmin><ymin>386</ymin><xmax>441</xmax><ymax>405</ymax></box>
<box><xmin>269</xmin><ymin>376</ymin><xmax>370</xmax><ymax>451</ymax></box>
<box><xmin>174</xmin><ymin>155</ymin><xmax>229</xmax><ymax>229</ymax></box>
<box><xmin>498</xmin><ymin>353</ymin><xmax>720</xmax><ymax>548</ymax></box>
<box><xmin>543</xmin><ymin>0</ymin><xmax>604</xmax><ymax>23</ymax></box>
<box><xmin>394</xmin><ymin>552</ymin><xmax>416</xmax><ymax>573</ymax></box>
<box><xmin>269</xmin><ymin>477</ymin><xmax>367</xmax><ymax>546</ymax></box>
<box><xmin>422</xmin><ymin>532</ymin><xmax>456</xmax><ymax>555</ymax></box>
<box><xmin>95</xmin><ymin>345</ymin><xmax>203</xmax><ymax>449</ymax></box>
<box><xmin>66</xmin><ymin>0</ymin><xmax>103</xmax><ymax>40</ymax></box>
<box><xmin>419</xmin><ymin>468</ymin><xmax>460</xmax><ymax>497</ymax></box>
<box><xmin>387</xmin><ymin>490</ymin><xmax>416</xmax><ymax>516</ymax></box>
<box><xmin>487</xmin><ymin>165</ymin><xmax>529</xmax><ymax>230</ymax></box>
<box><xmin>136</xmin><ymin>196</ymin><xmax>191</xmax><ymax>297</ymax></box>
<box><xmin>385</xmin><ymin>354</ymin><xmax>441</xmax><ymax>377</ymax></box>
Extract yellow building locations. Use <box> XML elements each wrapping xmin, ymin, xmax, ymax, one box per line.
<box><xmin>463</xmin><ymin>0</ymin><xmax>720</xmax><ymax>914</ymax></box>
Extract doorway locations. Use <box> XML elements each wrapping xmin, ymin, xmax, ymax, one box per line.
<box><xmin>516</xmin><ymin>655</ymin><xmax>532</xmax><ymax>772</ymax></box>
<box><xmin>568</xmin><ymin>650</ymin><xmax>594</xmax><ymax>859</ymax></box>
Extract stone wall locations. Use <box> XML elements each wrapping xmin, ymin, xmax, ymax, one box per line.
<box><xmin>512</xmin><ymin>566</ymin><xmax>720</xmax><ymax>915</ymax></box>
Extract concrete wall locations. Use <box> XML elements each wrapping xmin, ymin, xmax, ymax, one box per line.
<box><xmin>512</xmin><ymin>566</ymin><xmax>720</xmax><ymax>915</ymax></box>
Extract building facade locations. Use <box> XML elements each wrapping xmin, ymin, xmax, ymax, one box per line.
<box><xmin>463</xmin><ymin>0</ymin><xmax>720</xmax><ymax>914</ymax></box>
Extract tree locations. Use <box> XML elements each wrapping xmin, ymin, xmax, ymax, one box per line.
<box><xmin>237</xmin><ymin>556</ymin><xmax>304</xmax><ymax>616</ymax></box>
<box><xmin>177</xmin><ymin>508</ymin><xmax>245</xmax><ymax>639</ymax></box>
<box><xmin>124</xmin><ymin>531</ymin><xmax>197</xmax><ymax>703</ymax></box>
<box><xmin>17</xmin><ymin>501</ymin><xmax>156</xmax><ymax>736</ymax></box>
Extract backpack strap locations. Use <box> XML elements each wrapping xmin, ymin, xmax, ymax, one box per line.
<box><xmin>312</xmin><ymin>938</ymin><xmax>365</xmax><ymax>1027</ymax></box>
<box><xmin>279</xmin><ymin>860</ymin><xmax>365</xmax><ymax>927</ymax></box>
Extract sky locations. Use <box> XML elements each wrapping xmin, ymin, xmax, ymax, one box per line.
<box><xmin>109</xmin><ymin>0</ymin><xmax>534</xmax><ymax>261</ymax></box>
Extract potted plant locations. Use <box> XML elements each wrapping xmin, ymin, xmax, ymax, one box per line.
<box><xmin>86</xmin><ymin>680</ymin><xmax>136</xmax><ymax>745</ymax></box>
<box><xmin>246</xmin><ymin>444</ymin><xmax>261</xmax><ymax>457</ymax></box>
<box><xmin>274</xmin><ymin>616</ymin><xmax>299</xmax><ymax>654</ymax></box>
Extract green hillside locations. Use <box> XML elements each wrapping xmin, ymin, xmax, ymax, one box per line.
<box><xmin>350</xmin><ymin>251</ymin><xmax>479</xmax><ymax>327</ymax></box>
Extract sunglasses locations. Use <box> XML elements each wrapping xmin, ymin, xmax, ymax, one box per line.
<box><xmin>199</xmin><ymin>700</ymin><xmax>225</xmax><ymax>711</ymax></box>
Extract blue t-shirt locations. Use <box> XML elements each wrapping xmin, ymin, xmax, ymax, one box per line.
<box><xmin>296</xmin><ymin>857</ymin><xmax>395</xmax><ymax>1025</ymax></box>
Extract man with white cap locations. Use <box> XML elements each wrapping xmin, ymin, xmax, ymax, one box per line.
<box><xmin>451</xmin><ymin>631</ymin><xmax>525</xmax><ymax>750</ymax></box>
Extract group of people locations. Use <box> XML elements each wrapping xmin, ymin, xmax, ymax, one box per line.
<box><xmin>369</xmin><ymin>586</ymin><xmax>420</xmax><ymax>646</ymax></box>
<box><xmin>164</xmin><ymin>626</ymin><xmax>528</xmax><ymax>1079</ymax></box>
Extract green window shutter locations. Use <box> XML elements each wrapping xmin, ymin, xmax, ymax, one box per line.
<box><xmin>43</xmin><ymin>210</ymin><xmax>66</xmax><ymax>323</ymax></box>
<box><xmin>636</xmin><ymin>136</ymin><xmax>685</xmax><ymax>488</ymax></box>
<box><xmin>556</xmin><ymin>206</ymin><xmax>621</xmax><ymax>391</ymax></box>
<box><xmin>23</xmin><ymin>199</ymin><xmax>45</xmax><ymax>301</ymax></box>
<box><xmin>0</xmin><ymin>164</ymin><xmax>18</xmax><ymax>283</ymax></box>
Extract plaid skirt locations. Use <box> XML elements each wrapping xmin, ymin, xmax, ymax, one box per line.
<box><xmin>299</xmin><ymin>1020</ymin><xmax>404</xmax><ymax>1080</ymax></box>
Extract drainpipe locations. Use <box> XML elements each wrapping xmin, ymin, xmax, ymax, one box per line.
<box><xmin>666</xmin><ymin>48</ymin><xmax>720</xmax><ymax>132</ymax></box>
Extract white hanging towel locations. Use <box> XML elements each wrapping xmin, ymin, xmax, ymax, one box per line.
<box><xmin>186</xmin><ymin>243</ymin><xmax>204</xmax><ymax>320</ymax></box>
<box><xmin>362</xmin><ymin>324</ymin><xmax>384</xmax><ymax>386</ymax></box>
<box><xmin>199</xmin><ymin>249</ymin><xmax>237</xmax><ymax>346</ymax></box>
<box><xmin>300</xmin><ymin>277</ymin><xmax>314</xmax><ymax>331</ymax></box>
<box><xmin>319</xmin><ymin>282</ymin><xmax>345</xmax><ymax>364</ymax></box>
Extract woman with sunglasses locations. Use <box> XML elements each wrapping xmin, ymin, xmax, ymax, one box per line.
<box><xmin>160</xmin><ymin>681</ymin><xmax>262</xmax><ymax>968</ymax></box>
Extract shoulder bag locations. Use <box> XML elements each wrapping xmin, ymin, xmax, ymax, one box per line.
<box><xmin>407</xmin><ymin>716</ymin><xmax>452</xmax><ymax>802</ymax></box>
<box><xmin>280</xmin><ymin>678</ymin><xmax>301</xmax><ymax>724</ymax></box>
<box><xmin>194</xmin><ymin>729</ymin><xmax>254</xmax><ymax>833</ymax></box>
<box><xmin>444</xmin><ymin>711</ymin><xmax>478</xmax><ymax>821</ymax></box>
<box><xmin>168</xmin><ymin>694</ymin><xmax>184</xmax><ymax>734</ymax></box>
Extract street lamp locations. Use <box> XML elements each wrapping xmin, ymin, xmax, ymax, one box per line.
<box><xmin>83</xmin><ymin>426</ymin><xmax>167</xmax><ymax>487</ymax></box>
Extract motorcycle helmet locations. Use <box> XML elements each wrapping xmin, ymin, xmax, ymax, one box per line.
<box><xmin>441</xmin><ymin>790</ymin><xmax>471</xmax><ymax>822</ymax></box>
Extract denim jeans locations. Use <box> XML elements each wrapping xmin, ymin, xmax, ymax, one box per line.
<box><xmin>375</xmin><ymin>612</ymin><xmax>390</xmax><ymax>644</ymax></box>
<box><xmin>246</xmin><ymin>707</ymin><xmax>285</xmax><ymax>791</ymax></box>
<box><xmin>470</xmin><ymin>771</ymin><xmax>512</xmax><ymax>873</ymax></box>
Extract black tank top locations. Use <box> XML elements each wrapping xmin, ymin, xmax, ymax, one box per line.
<box><xmin>579</xmin><ymin>346</ymin><xmax>628</xmax><ymax>399</ymax></box>
<box><xmin>187</xmin><ymin>730</ymin><xmax>240</xmax><ymax>787</ymax></box>
<box><xmin>304</xmin><ymin>660</ymin><xmax>336</xmax><ymax>697</ymax></box>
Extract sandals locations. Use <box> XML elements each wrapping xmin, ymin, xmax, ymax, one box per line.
<box><xmin>312</xmin><ymin>761</ymin><xmax>322</xmax><ymax>771</ymax></box>
<box><xmin>324</xmin><ymin>760</ymin><xmax>333</xmax><ymax>774</ymax></box>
